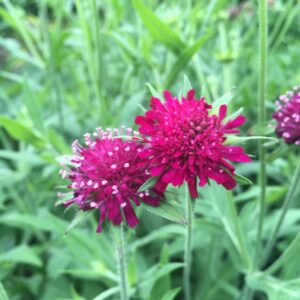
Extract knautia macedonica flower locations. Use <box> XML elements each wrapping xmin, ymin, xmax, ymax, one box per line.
<box><xmin>135</xmin><ymin>89</ymin><xmax>251</xmax><ymax>198</ymax></box>
<box><xmin>272</xmin><ymin>86</ymin><xmax>300</xmax><ymax>145</ymax></box>
<box><xmin>58</xmin><ymin>127</ymin><xmax>162</xmax><ymax>232</ymax></box>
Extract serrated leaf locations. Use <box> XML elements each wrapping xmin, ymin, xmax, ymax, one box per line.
<box><xmin>165</xmin><ymin>32</ymin><xmax>211</xmax><ymax>88</ymax></box>
<box><xmin>141</xmin><ymin>200</ymin><xmax>187</xmax><ymax>225</ymax></box>
<box><xmin>132</xmin><ymin>0</ymin><xmax>184</xmax><ymax>55</ymax></box>
<box><xmin>138</xmin><ymin>176</ymin><xmax>159</xmax><ymax>192</ymax></box>
<box><xmin>64</xmin><ymin>210</ymin><xmax>93</xmax><ymax>236</ymax></box>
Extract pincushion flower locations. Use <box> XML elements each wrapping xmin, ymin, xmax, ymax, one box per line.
<box><xmin>135</xmin><ymin>89</ymin><xmax>251</xmax><ymax>198</ymax></box>
<box><xmin>273</xmin><ymin>86</ymin><xmax>300</xmax><ymax>145</ymax></box>
<box><xmin>58</xmin><ymin>127</ymin><xmax>162</xmax><ymax>233</ymax></box>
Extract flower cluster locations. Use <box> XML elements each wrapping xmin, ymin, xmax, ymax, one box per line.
<box><xmin>273</xmin><ymin>86</ymin><xmax>300</xmax><ymax>145</ymax></box>
<box><xmin>135</xmin><ymin>89</ymin><xmax>251</xmax><ymax>198</ymax></box>
<box><xmin>58</xmin><ymin>127</ymin><xmax>162</xmax><ymax>232</ymax></box>
<box><xmin>59</xmin><ymin>88</ymin><xmax>252</xmax><ymax>232</ymax></box>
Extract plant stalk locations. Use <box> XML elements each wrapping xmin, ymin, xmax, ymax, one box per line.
<box><xmin>254</xmin><ymin>0</ymin><xmax>268</xmax><ymax>269</ymax></box>
<box><xmin>183</xmin><ymin>184</ymin><xmax>193</xmax><ymax>300</ymax></box>
<box><xmin>261</xmin><ymin>160</ymin><xmax>300</xmax><ymax>267</ymax></box>
<box><xmin>114</xmin><ymin>225</ymin><xmax>129</xmax><ymax>300</ymax></box>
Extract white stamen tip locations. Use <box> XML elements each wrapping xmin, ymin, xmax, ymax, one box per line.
<box><xmin>111</xmin><ymin>164</ymin><xmax>117</xmax><ymax>169</ymax></box>
<box><xmin>124</xmin><ymin>163</ymin><xmax>129</xmax><ymax>168</ymax></box>
<box><xmin>102</xmin><ymin>180</ymin><xmax>107</xmax><ymax>185</ymax></box>
<box><xmin>87</xmin><ymin>180</ymin><xmax>93</xmax><ymax>186</ymax></box>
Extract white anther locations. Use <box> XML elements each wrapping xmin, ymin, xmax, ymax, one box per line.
<box><xmin>124</xmin><ymin>163</ymin><xmax>129</xmax><ymax>168</ymax></box>
<box><xmin>111</xmin><ymin>164</ymin><xmax>117</xmax><ymax>169</ymax></box>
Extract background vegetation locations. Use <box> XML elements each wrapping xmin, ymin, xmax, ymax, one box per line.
<box><xmin>0</xmin><ymin>0</ymin><xmax>299</xmax><ymax>299</ymax></box>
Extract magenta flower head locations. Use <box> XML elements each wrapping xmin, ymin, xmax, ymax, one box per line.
<box><xmin>272</xmin><ymin>86</ymin><xmax>300</xmax><ymax>145</ymax></box>
<box><xmin>135</xmin><ymin>89</ymin><xmax>251</xmax><ymax>198</ymax></box>
<box><xmin>58</xmin><ymin>127</ymin><xmax>162</xmax><ymax>233</ymax></box>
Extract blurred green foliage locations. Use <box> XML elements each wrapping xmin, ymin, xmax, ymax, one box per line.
<box><xmin>0</xmin><ymin>0</ymin><xmax>299</xmax><ymax>299</ymax></box>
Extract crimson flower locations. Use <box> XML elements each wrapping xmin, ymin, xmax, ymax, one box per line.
<box><xmin>273</xmin><ymin>86</ymin><xmax>300</xmax><ymax>145</ymax></box>
<box><xmin>135</xmin><ymin>89</ymin><xmax>251</xmax><ymax>198</ymax></box>
<box><xmin>58</xmin><ymin>127</ymin><xmax>162</xmax><ymax>232</ymax></box>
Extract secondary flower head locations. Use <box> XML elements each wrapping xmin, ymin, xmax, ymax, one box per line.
<box><xmin>58</xmin><ymin>127</ymin><xmax>162</xmax><ymax>233</ymax></box>
<box><xmin>135</xmin><ymin>89</ymin><xmax>251</xmax><ymax>198</ymax></box>
<box><xmin>272</xmin><ymin>86</ymin><xmax>300</xmax><ymax>145</ymax></box>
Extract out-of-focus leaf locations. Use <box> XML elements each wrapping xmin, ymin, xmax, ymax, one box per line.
<box><xmin>132</xmin><ymin>0</ymin><xmax>184</xmax><ymax>54</ymax></box>
<box><xmin>146</xmin><ymin>83</ymin><xmax>163</xmax><ymax>100</ymax></box>
<box><xmin>141</xmin><ymin>200</ymin><xmax>187</xmax><ymax>225</ymax></box>
<box><xmin>207</xmin><ymin>182</ymin><xmax>251</xmax><ymax>270</ymax></box>
<box><xmin>0</xmin><ymin>116</ymin><xmax>45</xmax><ymax>148</ymax></box>
<box><xmin>235</xmin><ymin>173</ymin><xmax>253</xmax><ymax>185</ymax></box>
<box><xmin>0</xmin><ymin>245</ymin><xmax>42</xmax><ymax>267</ymax></box>
<box><xmin>137</xmin><ymin>176</ymin><xmax>159</xmax><ymax>192</ymax></box>
<box><xmin>64</xmin><ymin>210</ymin><xmax>93</xmax><ymax>236</ymax></box>
<box><xmin>92</xmin><ymin>287</ymin><xmax>119</xmax><ymax>300</ymax></box>
<box><xmin>165</xmin><ymin>32</ymin><xmax>211</xmax><ymax>88</ymax></box>
<box><xmin>139</xmin><ymin>263</ymin><xmax>183</xmax><ymax>299</ymax></box>
<box><xmin>161</xmin><ymin>287</ymin><xmax>181</xmax><ymax>300</ymax></box>
<box><xmin>247</xmin><ymin>272</ymin><xmax>300</xmax><ymax>300</ymax></box>
<box><xmin>0</xmin><ymin>281</ymin><xmax>9</xmax><ymax>300</ymax></box>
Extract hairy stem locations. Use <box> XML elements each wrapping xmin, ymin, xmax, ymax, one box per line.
<box><xmin>255</xmin><ymin>0</ymin><xmax>268</xmax><ymax>269</ymax></box>
<box><xmin>183</xmin><ymin>184</ymin><xmax>193</xmax><ymax>300</ymax></box>
<box><xmin>114</xmin><ymin>225</ymin><xmax>129</xmax><ymax>300</ymax></box>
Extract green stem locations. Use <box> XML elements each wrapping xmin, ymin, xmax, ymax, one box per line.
<box><xmin>114</xmin><ymin>225</ymin><xmax>129</xmax><ymax>300</ymax></box>
<box><xmin>254</xmin><ymin>0</ymin><xmax>268</xmax><ymax>269</ymax></box>
<box><xmin>183</xmin><ymin>184</ymin><xmax>192</xmax><ymax>300</ymax></box>
<box><xmin>261</xmin><ymin>160</ymin><xmax>300</xmax><ymax>267</ymax></box>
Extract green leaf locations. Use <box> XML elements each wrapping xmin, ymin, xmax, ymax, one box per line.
<box><xmin>132</xmin><ymin>0</ymin><xmax>184</xmax><ymax>55</ymax></box>
<box><xmin>235</xmin><ymin>173</ymin><xmax>253</xmax><ymax>185</ymax></box>
<box><xmin>139</xmin><ymin>263</ymin><xmax>184</xmax><ymax>299</ymax></box>
<box><xmin>224</xmin><ymin>135</ymin><xmax>278</xmax><ymax>145</ymax></box>
<box><xmin>141</xmin><ymin>200</ymin><xmax>187</xmax><ymax>225</ymax></box>
<box><xmin>161</xmin><ymin>287</ymin><xmax>181</xmax><ymax>300</ymax></box>
<box><xmin>165</xmin><ymin>32</ymin><xmax>211</xmax><ymax>88</ymax></box>
<box><xmin>207</xmin><ymin>182</ymin><xmax>251</xmax><ymax>269</ymax></box>
<box><xmin>0</xmin><ymin>116</ymin><xmax>45</xmax><ymax>148</ymax></box>
<box><xmin>146</xmin><ymin>83</ymin><xmax>163</xmax><ymax>100</ymax></box>
<box><xmin>265</xmin><ymin>233</ymin><xmax>300</xmax><ymax>275</ymax></box>
<box><xmin>247</xmin><ymin>272</ymin><xmax>300</xmax><ymax>300</ymax></box>
<box><xmin>64</xmin><ymin>210</ymin><xmax>93</xmax><ymax>236</ymax></box>
<box><xmin>0</xmin><ymin>281</ymin><xmax>9</xmax><ymax>300</ymax></box>
<box><xmin>138</xmin><ymin>176</ymin><xmax>159</xmax><ymax>192</ymax></box>
<box><xmin>181</xmin><ymin>75</ymin><xmax>193</xmax><ymax>96</ymax></box>
<box><xmin>0</xmin><ymin>244</ymin><xmax>42</xmax><ymax>267</ymax></box>
<box><xmin>92</xmin><ymin>287</ymin><xmax>119</xmax><ymax>300</ymax></box>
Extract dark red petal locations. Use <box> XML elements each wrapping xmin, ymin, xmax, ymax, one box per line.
<box><xmin>219</xmin><ymin>105</ymin><xmax>227</xmax><ymax>121</ymax></box>
<box><xmin>224</xmin><ymin>115</ymin><xmax>246</xmax><ymax>129</ymax></box>
<box><xmin>187</xmin><ymin>89</ymin><xmax>195</xmax><ymax>100</ymax></box>
<box><xmin>187</xmin><ymin>177</ymin><xmax>198</xmax><ymax>199</ymax></box>
<box><xmin>123</xmin><ymin>204</ymin><xmax>139</xmax><ymax>227</ymax></box>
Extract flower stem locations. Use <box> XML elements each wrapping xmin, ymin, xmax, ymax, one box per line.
<box><xmin>113</xmin><ymin>225</ymin><xmax>129</xmax><ymax>300</ymax></box>
<box><xmin>183</xmin><ymin>184</ymin><xmax>192</xmax><ymax>300</ymax></box>
<box><xmin>255</xmin><ymin>0</ymin><xmax>268</xmax><ymax>269</ymax></box>
<box><xmin>261</xmin><ymin>160</ymin><xmax>300</xmax><ymax>267</ymax></box>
